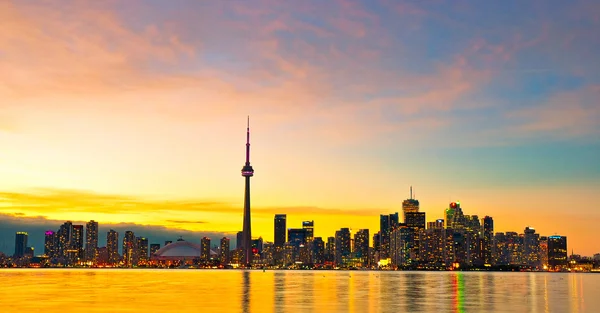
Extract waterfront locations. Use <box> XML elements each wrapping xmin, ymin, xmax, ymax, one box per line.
<box><xmin>1</xmin><ymin>269</ymin><xmax>598</xmax><ymax>312</ymax></box>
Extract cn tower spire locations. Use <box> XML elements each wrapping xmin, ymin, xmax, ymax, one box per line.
<box><xmin>241</xmin><ymin>116</ymin><xmax>254</xmax><ymax>267</ymax></box>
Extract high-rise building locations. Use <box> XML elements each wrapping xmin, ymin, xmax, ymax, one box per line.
<box><xmin>71</xmin><ymin>225</ymin><xmax>84</xmax><ymax>263</ymax></box>
<box><xmin>201</xmin><ymin>237</ymin><xmax>211</xmax><ymax>260</ymax></box>
<box><xmin>96</xmin><ymin>247</ymin><xmax>108</xmax><ymax>265</ymax></box>
<box><xmin>325</xmin><ymin>237</ymin><xmax>335</xmax><ymax>264</ymax></box>
<box><xmin>251</xmin><ymin>237</ymin><xmax>263</xmax><ymax>256</ymax></box>
<box><xmin>274</xmin><ymin>214</ymin><xmax>287</xmax><ymax>248</ymax></box>
<box><xmin>288</xmin><ymin>228</ymin><xmax>307</xmax><ymax>248</ymax></box>
<box><xmin>447</xmin><ymin>202</ymin><xmax>465</xmax><ymax>229</ymax></box>
<box><xmin>302</xmin><ymin>221</ymin><xmax>314</xmax><ymax>241</ymax></box>
<box><xmin>57</xmin><ymin>221</ymin><xmax>72</xmax><ymax>260</ymax></box>
<box><xmin>44</xmin><ymin>230</ymin><xmax>57</xmax><ymax>258</ymax></box>
<box><xmin>220</xmin><ymin>237</ymin><xmax>230</xmax><ymax>264</ymax></box>
<box><xmin>241</xmin><ymin>117</ymin><xmax>255</xmax><ymax>266</ymax></box>
<box><xmin>85</xmin><ymin>220</ymin><xmax>99</xmax><ymax>263</ymax></box>
<box><xmin>379</xmin><ymin>213</ymin><xmax>399</xmax><ymax>258</ymax></box>
<box><xmin>481</xmin><ymin>216</ymin><xmax>493</xmax><ymax>265</ymax></box>
<box><xmin>334</xmin><ymin>228</ymin><xmax>351</xmax><ymax>266</ymax></box>
<box><xmin>539</xmin><ymin>236</ymin><xmax>549</xmax><ymax>268</ymax></box>
<box><xmin>353</xmin><ymin>229</ymin><xmax>369</xmax><ymax>265</ymax></box>
<box><xmin>548</xmin><ymin>235</ymin><xmax>567</xmax><ymax>269</ymax></box>
<box><xmin>137</xmin><ymin>237</ymin><xmax>149</xmax><ymax>264</ymax></box>
<box><xmin>492</xmin><ymin>232</ymin><xmax>509</xmax><ymax>265</ymax></box>
<box><xmin>123</xmin><ymin>231</ymin><xmax>137</xmax><ymax>266</ymax></box>
<box><xmin>107</xmin><ymin>230</ymin><xmax>119</xmax><ymax>265</ymax></box>
<box><xmin>428</xmin><ymin>219</ymin><xmax>444</xmax><ymax>229</ymax></box>
<box><xmin>14</xmin><ymin>232</ymin><xmax>28</xmax><ymax>258</ymax></box>
<box><xmin>523</xmin><ymin>227</ymin><xmax>540</xmax><ymax>267</ymax></box>
<box><xmin>236</xmin><ymin>231</ymin><xmax>243</xmax><ymax>250</ymax></box>
<box><xmin>312</xmin><ymin>237</ymin><xmax>325</xmax><ymax>265</ymax></box>
<box><xmin>150</xmin><ymin>244</ymin><xmax>161</xmax><ymax>257</ymax></box>
<box><xmin>402</xmin><ymin>186</ymin><xmax>420</xmax><ymax>223</ymax></box>
<box><xmin>405</xmin><ymin>212</ymin><xmax>426</xmax><ymax>230</ymax></box>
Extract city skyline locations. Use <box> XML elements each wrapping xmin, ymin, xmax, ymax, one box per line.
<box><xmin>1</xmin><ymin>0</ymin><xmax>600</xmax><ymax>257</ymax></box>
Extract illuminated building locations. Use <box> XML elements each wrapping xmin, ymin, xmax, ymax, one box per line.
<box><xmin>334</xmin><ymin>228</ymin><xmax>351</xmax><ymax>266</ymax></box>
<box><xmin>539</xmin><ymin>236</ymin><xmax>548</xmax><ymax>268</ymax></box>
<box><xmin>481</xmin><ymin>216</ymin><xmax>493</xmax><ymax>264</ymax></box>
<box><xmin>24</xmin><ymin>246</ymin><xmax>34</xmax><ymax>258</ymax></box>
<box><xmin>261</xmin><ymin>242</ymin><xmax>275</xmax><ymax>265</ymax></box>
<box><xmin>379</xmin><ymin>213</ymin><xmax>399</xmax><ymax>258</ymax></box>
<box><xmin>220</xmin><ymin>237</ymin><xmax>230</xmax><ymax>264</ymax></box>
<box><xmin>288</xmin><ymin>228</ymin><xmax>307</xmax><ymax>248</ymax></box>
<box><xmin>96</xmin><ymin>247</ymin><xmax>108</xmax><ymax>265</ymax></box>
<box><xmin>446</xmin><ymin>202</ymin><xmax>466</xmax><ymax>229</ymax></box>
<box><xmin>241</xmin><ymin>117</ymin><xmax>255</xmax><ymax>266</ymax></box>
<box><xmin>312</xmin><ymin>237</ymin><xmax>325</xmax><ymax>265</ymax></box>
<box><xmin>251</xmin><ymin>237</ymin><xmax>263</xmax><ymax>256</ymax></box>
<box><xmin>390</xmin><ymin>225</ymin><xmax>413</xmax><ymax>268</ymax></box>
<box><xmin>71</xmin><ymin>225</ymin><xmax>84</xmax><ymax>263</ymax></box>
<box><xmin>325</xmin><ymin>237</ymin><xmax>335</xmax><ymax>264</ymax></box>
<box><xmin>274</xmin><ymin>214</ymin><xmax>287</xmax><ymax>248</ymax></box>
<box><xmin>137</xmin><ymin>237</ymin><xmax>149</xmax><ymax>264</ymax></box>
<box><xmin>200</xmin><ymin>237</ymin><xmax>211</xmax><ymax>261</ymax></box>
<box><xmin>107</xmin><ymin>230</ymin><xmax>119</xmax><ymax>265</ymax></box>
<box><xmin>85</xmin><ymin>220</ymin><xmax>99</xmax><ymax>263</ymax></box>
<box><xmin>302</xmin><ymin>221</ymin><xmax>314</xmax><ymax>241</ymax></box>
<box><xmin>523</xmin><ymin>227</ymin><xmax>540</xmax><ymax>267</ymax></box>
<box><xmin>353</xmin><ymin>229</ymin><xmax>369</xmax><ymax>266</ymax></box>
<box><xmin>402</xmin><ymin>186</ymin><xmax>419</xmax><ymax>223</ymax></box>
<box><xmin>419</xmin><ymin>228</ymin><xmax>445</xmax><ymax>266</ymax></box>
<box><xmin>123</xmin><ymin>231</ymin><xmax>137</xmax><ymax>266</ymax></box>
<box><xmin>150</xmin><ymin>244</ymin><xmax>161</xmax><ymax>257</ymax></box>
<box><xmin>44</xmin><ymin>230</ymin><xmax>57</xmax><ymax>258</ymax></box>
<box><xmin>57</xmin><ymin>221</ymin><xmax>72</xmax><ymax>260</ymax></box>
<box><xmin>152</xmin><ymin>239</ymin><xmax>217</xmax><ymax>263</ymax></box>
<box><xmin>506</xmin><ymin>232</ymin><xmax>523</xmax><ymax>265</ymax></box>
<box><xmin>14</xmin><ymin>232</ymin><xmax>28</xmax><ymax>258</ymax></box>
<box><xmin>236</xmin><ymin>231</ymin><xmax>243</xmax><ymax>250</ymax></box>
<box><xmin>405</xmin><ymin>212</ymin><xmax>425</xmax><ymax>230</ymax></box>
<box><xmin>548</xmin><ymin>235</ymin><xmax>568</xmax><ymax>269</ymax></box>
<box><xmin>492</xmin><ymin>232</ymin><xmax>509</xmax><ymax>265</ymax></box>
<box><xmin>428</xmin><ymin>219</ymin><xmax>444</xmax><ymax>229</ymax></box>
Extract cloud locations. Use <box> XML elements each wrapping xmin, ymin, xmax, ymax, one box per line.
<box><xmin>166</xmin><ymin>220</ymin><xmax>208</xmax><ymax>224</ymax></box>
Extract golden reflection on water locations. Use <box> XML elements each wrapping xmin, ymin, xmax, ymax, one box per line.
<box><xmin>1</xmin><ymin>269</ymin><xmax>600</xmax><ymax>313</ymax></box>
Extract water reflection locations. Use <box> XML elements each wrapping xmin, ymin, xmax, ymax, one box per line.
<box><xmin>242</xmin><ymin>271</ymin><xmax>250</xmax><ymax>313</ymax></box>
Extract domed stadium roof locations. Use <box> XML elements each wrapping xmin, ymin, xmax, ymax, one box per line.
<box><xmin>152</xmin><ymin>240</ymin><xmax>218</xmax><ymax>260</ymax></box>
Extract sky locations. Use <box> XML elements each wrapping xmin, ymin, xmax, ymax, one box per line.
<box><xmin>1</xmin><ymin>0</ymin><xmax>599</xmax><ymax>256</ymax></box>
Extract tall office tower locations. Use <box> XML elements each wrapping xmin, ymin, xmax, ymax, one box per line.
<box><xmin>420</xmin><ymin>227</ymin><xmax>445</xmax><ymax>266</ymax></box>
<box><xmin>405</xmin><ymin>212</ymin><xmax>426</xmax><ymax>230</ymax></box>
<box><xmin>150</xmin><ymin>244</ymin><xmax>161</xmax><ymax>257</ymax></box>
<box><xmin>236</xmin><ymin>231</ymin><xmax>243</xmax><ymax>250</ymax></box>
<box><xmin>325</xmin><ymin>236</ymin><xmax>336</xmax><ymax>263</ymax></box>
<box><xmin>539</xmin><ymin>236</ymin><xmax>549</xmax><ymax>268</ymax></box>
<box><xmin>302</xmin><ymin>221</ymin><xmax>314</xmax><ymax>241</ymax></box>
<box><xmin>334</xmin><ymin>228</ymin><xmax>351</xmax><ymax>266</ymax></box>
<box><xmin>137</xmin><ymin>237</ymin><xmax>149</xmax><ymax>264</ymax></box>
<box><xmin>220</xmin><ymin>237</ymin><xmax>230</xmax><ymax>264</ymax></box>
<box><xmin>107</xmin><ymin>230</ymin><xmax>119</xmax><ymax>265</ymax></box>
<box><xmin>353</xmin><ymin>229</ymin><xmax>370</xmax><ymax>265</ymax></box>
<box><xmin>288</xmin><ymin>228</ymin><xmax>307</xmax><ymax>248</ymax></box>
<box><xmin>505</xmin><ymin>231</ymin><xmax>522</xmax><ymax>265</ymax></box>
<box><xmin>390</xmin><ymin>225</ymin><xmax>414</xmax><ymax>268</ymax></box>
<box><xmin>71</xmin><ymin>225</ymin><xmax>84</xmax><ymax>263</ymax></box>
<box><xmin>402</xmin><ymin>186</ymin><xmax>420</xmax><ymax>223</ymax></box>
<box><xmin>164</xmin><ymin>241</ymin><xmax>173</xmax><ymax>246</ymax></box>
<box><xmin>240</xmin><ymin>117</ymin><xmax>255</xmax><ymax>266</ymax></box>
<box><xmin>379</xmin><ymin>213</ymin><xmax>399</xmax><ymax>258</ymax></box>
<box><xmin>85</xmin><ymin>220</ymin><xmax>99</xmax><ymax>263</ymax></box>
<box><xmin>14</xmin><ymin>232</ymin><xmax>28</xmax><ymax>258</ymax></box>
<box><xmin>57</xmin><ymin>221</ymin><xmax>73</xmax><ymax>259</ymax></box>
<box><xmin>44</xmin><ymin>230</ymin><xmax>57</xmax><ymax>258</ymax></box>
<box><xmin>548</xmin><ymin>235</ymin><xmax>567</xmax><ymax>269</ymax></box>
<box><xmin>481</xmin><ymin>216</ymin><xmax>494</xmax><ymax>265</ymax></box>
<box><xmin>251</xmin><ymin>237</ymin><xmax>264</xmax><ymax>255</ymax></box>
<box><xmin>428</xmin><ymin>219</ymin><xmax>444</xmax><ymax>229</ymax></box>
<box><xmin>523</xmin><ymin>227</ymin><xmax>540</xmax><ymax>267</ymax></box>
<box><xmin>122</xmin><ymin>231</ymin><xmax>137</xmax><ymax>266</ymax></box>
<box><xmin>200</xmin><ymin>237</ymin><xmax>211</xmax><ymax>261</ymax></box>
<box><xmin>312</xmin><ymin>237</ymin><xmax>325</xmax><ymax>265</ymax></box>
<box><xmin>492</xmin><ymin>232</ymin><xmax>508</xmax><ymax>266</ymax></box>
<box><xmin>447</xmin><ymin>202</ymin><xmax>466</xmax><ymax>229</ymax></box>
<box><xmin>372</xmin><ymin>232</ymin><xmax>381</xmax><ymax>254</ymax></box>
<box><xmin>274</xmin><ymin>214</ymin><xmax>287</xmax><ymax>247</ymax></box>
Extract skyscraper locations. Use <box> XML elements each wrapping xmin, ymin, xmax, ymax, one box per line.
<box><xmin>123</xmin><ymin>231</ymin><xmax>136</xmax><ymax>266</ymax></box>
<box><xmin>379</xmin><ymin>212</ymin><xmax>399</xmax><ymax>258</ymax></box>
<box><xmin>548</xmin><ymin>235</ymin><xmax>567</xmax><ymax>269</ymax></box>
<box><xmin>14</xmin><ymin>232</ymin><xmax>28</xmax><ymax>258</ymax></box>
<box><xmin>354</xmin><ymin>229</ymin><xmax>370</xmax><ymax>265</ymax></box>
<box><xmin>220</xmin><ymin>237</ymin><xmax>230</xmax><ymax>264</ymax></box>
<box><xmin>150</xmin><ymin>243</ymin><xmax>161</xmax><ymax>257</ymax></box>
<box><xmin>137</xmin><ymin>237</ymin><xmax>149</xmax><ymax>264</ymax></box>
<box><xmin>481</xmin><ymin>216</ymin><xmax>494</xmax><ymax>265</ymax></box>
<box><xmin>523</xmin><ymin>227</ymin><xmax>540</xmax><ymax>267</ymax></box>
<box><xmin>236</xmin><ymin>231</ymin><xmax>243</xmax><ymax>250</ymax></box>
<box><xmin>274</xmin><ymin>214</ymin><xmax>287</xmax><ymax>248</ymax></box>
<box><xmin>405</xmin><ymin>212</ymin><xmax>426</xmax><ymax>230</ymax></box>
<box><xmin>57</xmin><ymin>221</ymin><xmax>72</xmax><ymax>260</ymax></box>
<box><xmin>107</xmin><ymin>230</ymin><xmax>119</xmax><ymax>265</ymax></box>
<box><xmin>402</xmin><ymin>186</ymin><xmax>420</xmax><ymax>223</ymax></box>
<box><xmin>44</xmin><ymin>230</ymin><xmax>57</xmax><ymax>258</ymax></box>
<box><xmin>201</xmin><ymin>237</ymin><xmax>211</xmax><ymax>260</ymax></box>
<box><xmin>85</xmin><ymin>220</ymin><xmax>99</xmax><ymax>263</ymax></box>
<box><xmin>334</xmin><ymin>228</ymin><xmax>351</xmax><ymax>266</ymax></box>
<box><xmin>241</xmin><ymin>117</ymin><xmax>254</xmax><ymax>266</ymax></box>
<box><xmin>302</xmin><ymin>221</ymin><xmax>314</xmax><ymax>241</ymax></box>
<box><xmin>288</xmin><ymin>228</ymin><xmax>307</xmax><ymax>248</ymax></box>
<box><xmin>71</xmin><ymin>225</ymin><xmax>84</xmax><ymax>263</ymax></box>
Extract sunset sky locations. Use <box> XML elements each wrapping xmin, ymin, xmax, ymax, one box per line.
<box><xmin>1</xmin><ymin>1</ymin><xmax>599</xmax><ymax>255</ymax></box>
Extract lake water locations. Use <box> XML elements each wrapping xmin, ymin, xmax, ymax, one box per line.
<box><xmin>1</xmin><ymin>269</ymin><xmax>598</xmax><ymax>312</ymax></box>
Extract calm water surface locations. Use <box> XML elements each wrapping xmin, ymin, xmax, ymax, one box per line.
<box><xmin>1</xmin><ymin>269</ymin><xmax>598</xmax><ymax>312</ymax></box>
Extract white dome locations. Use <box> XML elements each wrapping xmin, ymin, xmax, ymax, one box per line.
<box><xmin>152</xmin><ymin>240</ymin><xmax>218</xmax><ymax>260</ymax></box>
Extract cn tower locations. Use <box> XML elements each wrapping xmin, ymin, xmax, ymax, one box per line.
<box><xmin>241</xmin><ymin>116</ymin><xmax>254</xmax><ymax>266</ymax></box>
